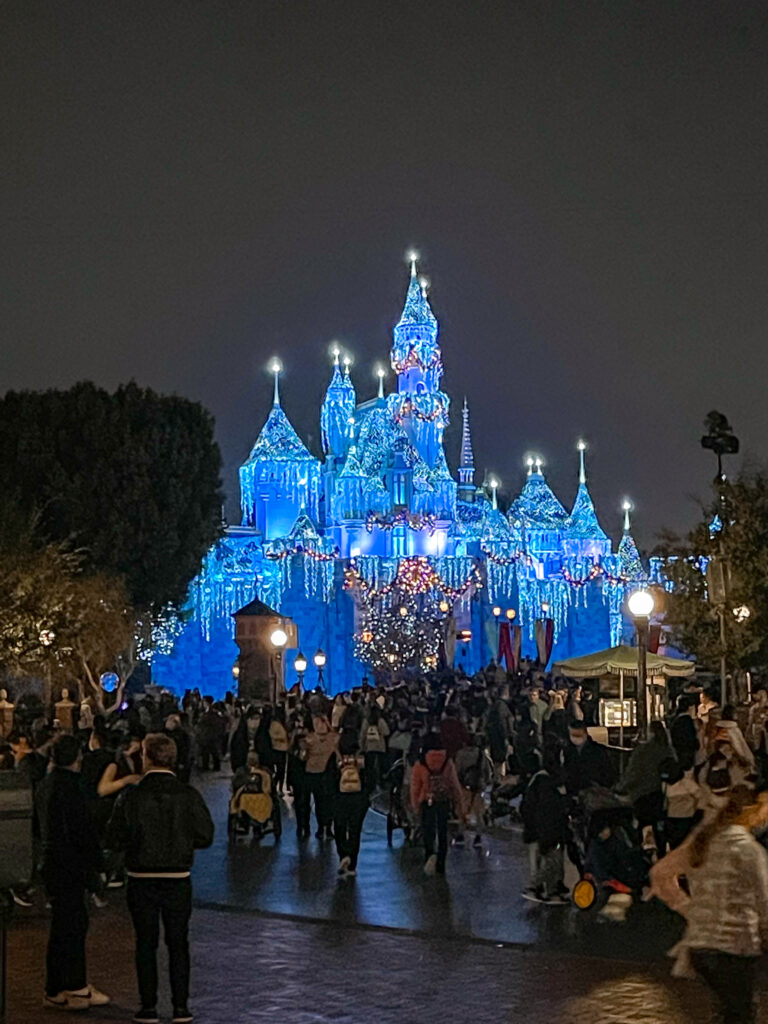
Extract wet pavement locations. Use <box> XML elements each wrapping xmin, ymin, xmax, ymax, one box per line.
<box><xmin>192</xmin><ymin>770</ymin><xmax>685</xmax><ymax>962</ymax></box>
<box><xmin>5</xmin><ymin>899</ymin><xmax>726</xmax><ymax>1024</ymax></box>
<box><xmin>5</xmin><ymin>770</ymin><xmax>767</xmax><ymax>1022</ymax></box>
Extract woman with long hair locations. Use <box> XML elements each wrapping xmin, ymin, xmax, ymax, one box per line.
<box><xmin>670</xmin><ymin>786</ymin><xmax>768</xmax><ymax>1023</ymax></box>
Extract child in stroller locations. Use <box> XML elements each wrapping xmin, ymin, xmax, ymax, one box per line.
<box><xmin>571</xmin><ymin>785</ymin><xmax>648</xmax><ymax>920</ymax></box>
<box><xmin>228</xmin><ymin>752</ymin><xmax>282</xmax><ymax>842</ymax></box>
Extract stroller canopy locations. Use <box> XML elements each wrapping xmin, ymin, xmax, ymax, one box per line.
<box><xmin>553</xmin><ymin>644</ymin><xmax>695</xmax><ymax>680</ymax></box>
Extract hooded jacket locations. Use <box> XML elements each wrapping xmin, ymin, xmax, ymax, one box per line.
<box><xmin>410</xmin><ymin>749</ymin><xmax>461</xmax><ymax>810</ymax></box>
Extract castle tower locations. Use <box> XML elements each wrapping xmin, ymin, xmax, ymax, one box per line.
<box><xmin>320</xmin><ymin>349</ymin><xmax>356</xmax><ymax>459</ymax></box>
<box><xmin>239</xmin><ymin>362</ymin><xmax>321</xmax><ymax>539</ymax></box>
<box><xmin>458</xmin><ymin>398</ymin><xmax>475</xmax><ymax>502</ymax></box>
<box><xmin>563</xmin><ymin>441</ymin><xmax>610</xmax><ymax>560</ymax></box>
<box><xmin>389</xmin><ymin>255</ymin><xmax>450</xmax><ymax>469</ymax></box>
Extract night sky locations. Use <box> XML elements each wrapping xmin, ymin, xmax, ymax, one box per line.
<box><xmin>4</xmin><ymin>2</ymin><xmax>768</xmax><ymax>548</ymax></box>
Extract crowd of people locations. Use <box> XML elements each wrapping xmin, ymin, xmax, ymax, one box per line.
<box><xmin>6</xmin><ymin>661</ymin><xmax>768</xmax><ymax>1023</ymax></box>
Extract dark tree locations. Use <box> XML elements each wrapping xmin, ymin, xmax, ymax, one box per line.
<box><xmin>0</xmin><ymin>382</ymin><xmax>223</xmax><ymax>610</ymax></box>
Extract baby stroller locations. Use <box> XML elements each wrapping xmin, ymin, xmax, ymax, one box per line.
<box><xmin>570</xmin><ymin>786</ymin><xmax>646</xmax><ymax>917</ymax></box>
<box><xmin>228</xmin><ymin>757</ymin><xmax>282</xmax><ymax>843</ymax></box>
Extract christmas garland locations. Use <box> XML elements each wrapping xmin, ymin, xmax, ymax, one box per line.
<box><xmin>365</xmin><ymin>510</ymin><xmax>438</xmax><ymax>535</ymax></box>
<box><xmin>344</xmin><ymin>555</ymin><xmax>482</xmax><ymax>601</ymax></box>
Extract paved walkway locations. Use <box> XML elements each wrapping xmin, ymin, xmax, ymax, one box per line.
<box><xmin>5</xmin><ymin>901</ymin><xmax>723</xmax><ymax>1023</ymax></box>
<box><xmin>4</xmin><ymin>771</ymin><xmax>764</xmax><ymax>1022</ymax></box>
<box><xmin>191</xmin><ymin>771</ymin><xmax>684</xmax><ymax>962</ymax></box>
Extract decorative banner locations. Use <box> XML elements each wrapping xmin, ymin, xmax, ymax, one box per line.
<box><xmin>511</xmin><ymin>624</ymin><xmax>521</xmax><ymax>668</ymax></box>
<box><xmin>444</xmin><ymin>615</ymin><xmax>457</xmax><ymax>667</ymax></box>
<box><xmin>649</xmin><ymin>624</ymin><xmax>662</xmax><ymax>654</ymax></box>
<box><xmin>497</xmin><ymin>621</ymin><xmax>514</xmax><ymax>673</ymax></box>
<box><xmin>535</xmin><ymin>619</ymin><xmax>554</xmax><ymax>666</ymax></box>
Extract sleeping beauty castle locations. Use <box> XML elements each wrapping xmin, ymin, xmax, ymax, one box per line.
<box><xmin>152</xmin><ymin>257</ymin><xmax>647</xmax><ymax>696</ymax></box>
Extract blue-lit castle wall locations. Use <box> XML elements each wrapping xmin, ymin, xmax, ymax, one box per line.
<box><xmin>152</xmin><ymin>261</ymin><xmax>645</xmax><ymax>698</ymax></box>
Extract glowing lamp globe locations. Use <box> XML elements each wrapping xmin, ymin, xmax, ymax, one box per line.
<box><xmin>387</xmin><ymin>653</ymin><xmax>397</xmax><ymax>664</ymax></box>
<box><xmin>270</xmin><ymin>628</ymin><xmax>288</xmax><ymax>649</ymax></box>
<box><xmin>361</xmin><ymin>629</ymin><xmax>373</xmax><ymax>643</ymax></box>
<box><xmin>293</xmin><ymin>652</ymin><xmax>308</xmax><ymax>674</ymax></box>
<box><xmin>399</xmin><ymin>605</ymin><xmax>408</xmax><ymax>617</ymax></box>
<box><xmin>439</xmin><ymin>599</ymin><xmax>450</xmax><ymax>613</ymax></box>
<box><xmin>505</xmin><ymin>609</ymin><xmax>516</xmax><ymax>621</ymax></box>
<box><xmin>492</xmin><ymin>606</ymin><xmax>501</xmax><ymax>617</ymax></box>
<box><xmin>541</xmin><ymin>601</ymin><xmax>550</xmax><ymax>616</ymax></box>
<box><xmin>628</xmin><ymin>590</ymin><xmax>654</xmax><ymax>618</ymax></box>
<box><xmin>313</xmin><ymin>649</ymin><xmax>327</xmax><ymax>669</ymax></box>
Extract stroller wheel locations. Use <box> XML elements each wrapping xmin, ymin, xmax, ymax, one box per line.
<box><xmin>573</xmin><ymin>877</ymin><xmax>597</xmax><ymax>911</ymax></box>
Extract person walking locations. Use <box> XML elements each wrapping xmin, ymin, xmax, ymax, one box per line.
<box><xmin>410</xmin><ymin>734</ymin><xmax>461</xmax><ymax>876</ymax></box>
<box><xmin>674</xmin><ymin>786</ymin><xmax>768</xmax><ymax>1023</ymax></box>
<box><xmin>106</xmin><ymin>732</ymin><xmax>214</xmax><ymax>1024</ymax></box>
<box><xmin>269</xmin><ymin>706</ymin><xmax>289</xmax><ymax>793</ymax></box>
<box><xmin>37</xmin><ymin>735</ymin><xmax>110</xmax><ymax>1011</ymax></box>
<box><xmin>333</xmin><ymin>731</ymin><xmax>369</xmax><ymax>876</ymax></box>
<box><xmin>303</xmin><ymin>715</ymin><xmax>339</xmax><ymax>839</ymax></box>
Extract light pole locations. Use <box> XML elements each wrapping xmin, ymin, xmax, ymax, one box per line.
<box><xmin>628</xmin><ymin>589</ymin><xmax>655</xmax><ymax>740</ymax></box>
<box><xmin>39</xmin><ymin>629</ymin><xmax>56</xmax><ymax>711</ymax></box>
<box><xmin>269</xmin><ymin>628</ymin><xmax>288</xmax><ymax>704</ymax></box>
<box><xmin>313</xmin><ymin>648</ymin><xmax>327</xmax><ymax>691</ymax></box>
<box><xmin>293</xmin><ymin>651</ymin><xmax>307</xmax><ymax>691</ymax></box>
<box><xmin>231</xmin><ymin>663</ymin><xmax>240</xmax><ymax>694</ymax></box>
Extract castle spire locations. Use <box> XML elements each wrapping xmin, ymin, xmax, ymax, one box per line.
<box><xmin>320</xmin><ymin>347</ymin><xmax>356</xmax><ymax>458</ymax></box>
<box><xmin>270</xmin><ymin>358</ymin><xmax>282</xmax><ymax>407</ymax></box>
<box><xmin>458</xmin><ymin>398</ymin><xmax>475</xmax><ymax>500</ymax></box>
<box><xmin>578</xmin><ymin>440</ymin><xmax>587</xmax><ymax>484</ymax></box>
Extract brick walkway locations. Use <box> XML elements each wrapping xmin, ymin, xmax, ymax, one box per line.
<box><xmin>5</xmin><ymin>900</ymin><xmax>735</xmax><ymax>1023</ymax></box>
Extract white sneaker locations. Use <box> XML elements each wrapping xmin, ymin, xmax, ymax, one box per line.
<box><xmin>43</xmin><ymin>993</ymin><xmax>68</xmax><ymax>1009</ymax></box>
<box><xmin>424</xmin><ymin>854</ymin><xmax>437</xmax><ymax>877</ymax></box>
<box><xmin>86</xmin><ymin>985</ymin><xmax>111</xmax><ymax>1006</ymax></box>
<box><xmin>338</xmin><ymin>856</ymin><xmax>351</xmax><ymax>874</ymax></box>
<box><xmin>62</xmin><ymin>988</ymin><xmax>91</xmax><ymax>1011</ymax></box>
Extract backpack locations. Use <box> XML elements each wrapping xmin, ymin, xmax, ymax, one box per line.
<box><xmin>427</xmin><ymin>757</ymin><xmax>452</xmax><ymax>805</ymax></box>
<box><xmin>366</xmin><ymin>723</ymin><xmax>381</xmax><ymax>747</ymax></box>
<box><xmin>339</xmin><ymin>756</ymin><xmax>362</xmax><ymax>794</ymax></box>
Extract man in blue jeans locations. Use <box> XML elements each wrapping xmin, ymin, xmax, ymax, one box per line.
<box><xmin>107</xmin><ymin>732</ymin><xmax>214</xmax><ymax>1024</ymax></box>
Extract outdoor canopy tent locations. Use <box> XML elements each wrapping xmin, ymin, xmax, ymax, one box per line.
<box><xmin>553</xmin><ymin>644</ymin><xmax>695</xmax><ymax>679</ymax></box>
<box><xmin>554</xmin><ymin>644</ymin><xmax>695</xmax><ymax>747</ymax></box>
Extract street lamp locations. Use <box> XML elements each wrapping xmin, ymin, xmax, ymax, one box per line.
<box><xmin>505</xmin><ymin>608</ymin><xmax>516</xmax><ymax>620</ymax></box>
<box><xmin>293</xmin><ymin>651</ymin><xmax>307</xmax><ymax>690</ymax></box>
<box><xmin>270</xmin><ymin>628</ymin><xmax>288</xmax><ymax>704</ymax></box>
<box><xmin>628</xmin><ymin>589</ymin><xmax>655</xmax><ymax>740</ymax></box>
<box><xmin>313</xmin><ymin>648</ymin><xmax>327</xmax><ymax>691</ymax></box>
<box><xmin>733</xmin><ymin>605</ymin><xmax>751</xmax><ymax>623</ymax></box>
<box><xmin>39</xmin><ymin>629</ymin><xmax>56</xmax><ymax>709</ymax></box>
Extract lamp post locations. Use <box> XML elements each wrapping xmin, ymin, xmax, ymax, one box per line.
<box><xmin>293</xmin><ymin>651</ymin><xmax>307</xmax><ymax>691</ymax></box>
<box><xmin>628</xmin><ymin>589</ymin><xmax>655</xmax><ymax>740</ymax></box>
<box><xmin>231</xmin><ymin>663</ymin><xmax>240</xmax><ymax>693</ymax></box>
<box><xmin>269</xmin><ymin>628</ymin><xmax>288</xmax><ymax>704</ymax></box>
<box><xmin>313</xmin><ymin>649</ymin><xmax>327</xmax><ymax>691</ymax></box>
<box><xmin>39</xmin><ymin>629</ymin><xmax>56</xmax><ymax>710</ymax></box>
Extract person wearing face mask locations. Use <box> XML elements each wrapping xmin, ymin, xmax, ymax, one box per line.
<box><xmin>563</xmin><ymin>721</ymin><xmax>615</xmax><ymax>797</ymax></box>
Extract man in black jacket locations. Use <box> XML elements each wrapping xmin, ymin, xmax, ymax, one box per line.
<box><xmin>563</xmin><ymin>722</ymin><xmax>616</xmax><ymax>796</ymax></box>
<box><xmin>107</xmin><ymin>732</ymin><xmax>214</xmax><ymax>1024</ymax></box>
<box><xmin>37</xmin><ymin>734</ymin><xmax>109</xmax><ymax>1010</ymax></box>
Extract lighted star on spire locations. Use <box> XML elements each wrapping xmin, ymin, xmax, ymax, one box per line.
<box><xmin>270</xmin><ymin>358</ymin><xmax>282</xmax><ymax>406</ymax></box>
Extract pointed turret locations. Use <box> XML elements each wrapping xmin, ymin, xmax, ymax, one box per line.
<box><xmin>391</xmin><ymin>254</ymin><xmax>441</xmax><ymax>386</ymax></box>
<box><xmin>320</xmin><ymin>347</ymin><xmax>356</xmax><ymax>457</ymax></box>
<box><xmin>239</xmin><ymin>366</ymin><xmax>321</xmax><ymax>538</ymax></box>
<box><xmin>509</xmin><ymin>457</ymin><xmax>568</xmax><ymax>532</ymax></box>
<box><xmin>617</xmin><ymin>500</ymin><xmax>646</xmax><ymax>580</ymax></box>
<box><xmin>567</xmin><ymin>442</ymin><xmax>608</xmax><ymax>540</ymax></box>
<box><xmin>389</xmin><ymin>254</ymin><xmax>451</xmax><ymax>476</ymax></box>
<box><xmin>458</xmin><ymin>398</ymin><xmax>476</xmax><ymax>501</ymax></box>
